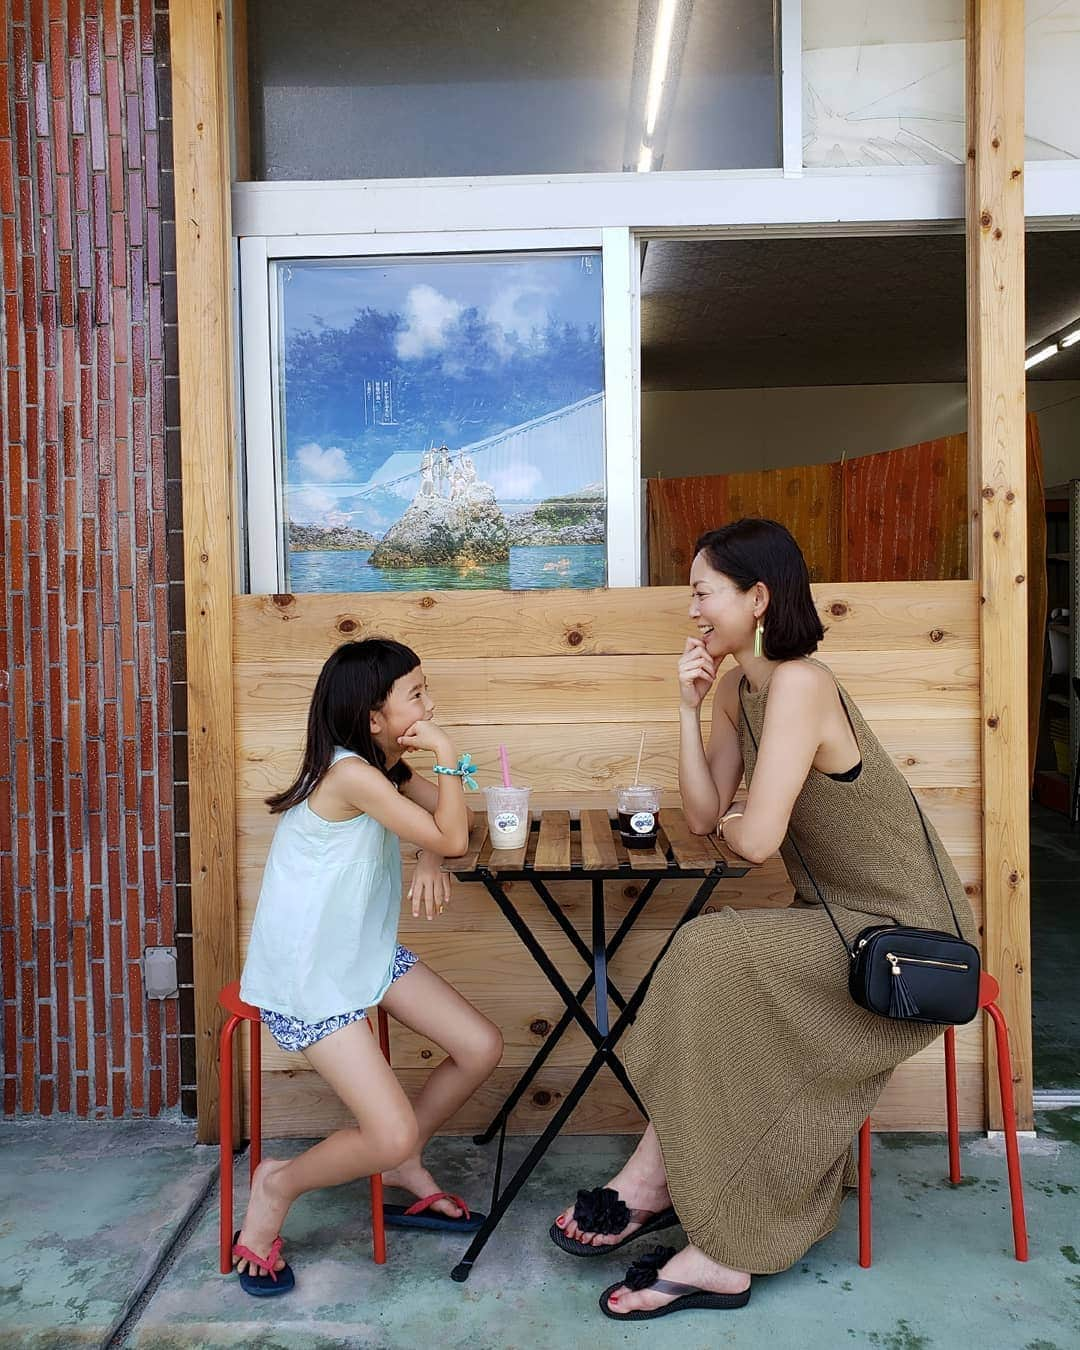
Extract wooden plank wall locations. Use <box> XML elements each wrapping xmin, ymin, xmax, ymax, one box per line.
<box><xmin>233</xmin><ymin>582</ymin><xmax>984</xmax><ymax>1137</ymax></box>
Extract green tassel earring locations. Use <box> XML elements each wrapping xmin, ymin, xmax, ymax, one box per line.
<box><xmin>753</xmin><ymin>621</ymin><xmax>764</xmax><ymax>659</ymax></box>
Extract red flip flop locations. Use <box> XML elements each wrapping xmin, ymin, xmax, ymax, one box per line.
<box><xmin>231</xmin><ymin>1231</ymin><xmax>295</xmax><ymax>1296</ymax></box>
<box><xmin>383</xmin><ymin>1192</ymin><xmax>486</xmax><ymax>1232</ymax></box>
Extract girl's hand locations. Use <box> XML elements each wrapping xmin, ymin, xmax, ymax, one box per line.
<box><xmin>397</xmin><ymin>719</ymin><xmax>453</xmax><ymax>760</ymax></box>
<box><xmin>409</xmin><ymin>851</ymin><xmax>452</xmax><ymax>922</ymax></box>
<box><xmin>678</xmin><ymin>637</ymin><xmax>717</xmax><ymax>710</ymax></box>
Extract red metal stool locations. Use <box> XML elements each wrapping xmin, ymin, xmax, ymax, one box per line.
<box><xmin>857</xmin><ymin>971</ymin><xmax>1028</xmax><ymax>1267</ymax></box>
<box><xmin>217</xmin><ymin>980</ymin><xmax>392</xmax><ymax>1274</ymax></box>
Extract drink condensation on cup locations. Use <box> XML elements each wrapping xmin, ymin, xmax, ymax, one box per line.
<box><xmin>617</xmin><ymin>785</ymin><xmax>660</xmax><ymax>849</ymax></box>
<box><xmin>484</xmin><ymin>785</ymin><xmax>531</xmax><ymax>850</ymax></box>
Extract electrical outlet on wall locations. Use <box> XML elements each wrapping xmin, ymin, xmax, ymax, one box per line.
<box><xmin>143</xmin><ymin>946</ymin><xmax>179</xmax><ymax>999</ymax></box>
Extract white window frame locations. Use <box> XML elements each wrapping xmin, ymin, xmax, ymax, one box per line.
<box><xmin>234</xmin><ymin>0</ymin><xmax>1080</xmax><ymax>592</ymax></box>
<box><xmin>240</xmin><ymin>229</ymin><xmax>641</xmax><ymax>591</ymax></box>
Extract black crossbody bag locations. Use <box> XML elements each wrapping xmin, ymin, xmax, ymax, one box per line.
<box><xmin>738</xmin><ymin>684</ymin><xmax>980</xmax><ymax>1026</ymax></box>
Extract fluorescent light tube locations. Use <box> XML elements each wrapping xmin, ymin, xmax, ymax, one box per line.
<box><xmin>637</xmin><ymin>144</ymin><xmax>654</xmax><ymax>173</ymax></box>
<box><xmin>644</xmin><ymin>0</ymin><xmax>678</xmax><ymax>138</ymax></box>
<box><xmin>1025</xmin><ymin>344</ymin><xmax>1058</xmax><ymax>370</ymax></box>
<box><xmin>1059</xmin><ymin>328</ymin><xmax>1080</xmax><ymax>348</ymax></box>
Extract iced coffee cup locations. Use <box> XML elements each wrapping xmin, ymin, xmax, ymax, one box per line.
<box><xmin>617</xmin><ymin>785</ymin><xmax>660</xmax><ymax>849</ymax></box>
<box><xmin>485</xmin><ymin>786</ymin><xmax>531</xmax><ymax>850</ymax></box>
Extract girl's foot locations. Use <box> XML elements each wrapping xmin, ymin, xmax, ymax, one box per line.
<box><xmin>603</xmin><ymin>1244</ymin><xmax>751</xmax><ymax>1317</ymax></box>
<box><xmin>234</xmin><ymin>1159</ymin><xmax>292</xmax><ymax>1276</ymax></box>
<box><xmin>554</xmin><ymin>1162</ymin><xmax>672</xmax><ymax>1248</ymax></box>
<box><xmin>381</xmin><ymin>1157</ymin><xmax>464</xmax><ymax>1219</ymax></box>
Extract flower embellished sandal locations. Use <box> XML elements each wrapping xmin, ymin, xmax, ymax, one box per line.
<box><xmin>549</xmin><ymin>1185</ymin><xmax>679</xmax><ymax>1257</ymax></box>
<box><xmin>383</xmin><ymin>1192</ymin><xmax>486</xmax><ymax>1232</ymax></box>
<box><xmin>231</xmin><ymin>1232</ymin><xmax>295</xmax><ymax>1297</ymax></box>
<box><xmin>599</xmin><ymin>1245</ymin><xmax>752</xmax><ymax>1321</ymax></box>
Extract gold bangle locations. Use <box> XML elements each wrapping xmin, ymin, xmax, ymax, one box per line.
<box><xmin>718</xmin><ymin>811</ymin><xmax>743</xmax><ymax>840</ymax></box>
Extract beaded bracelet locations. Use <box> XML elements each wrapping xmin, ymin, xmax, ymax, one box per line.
<box><xmin>432</xmin><ymin>752</ymin><xmax>479</xmax><ymax>790</ymax></box>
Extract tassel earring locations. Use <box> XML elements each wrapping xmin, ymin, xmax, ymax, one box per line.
<box><xmin>753</xmin><ymin>621</ymin><xmax>764</xmax><ymax>659</ymax></box>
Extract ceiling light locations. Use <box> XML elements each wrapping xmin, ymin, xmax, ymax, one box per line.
<box><xmin>1059</xmin><ymin>328</ymin><xmax>1080</xmax><ymax>349</ymax></box>
<box><xmin>644</xmin><ymin>0</ymin><xmax>678</xmax><ymax>138</ymax></box>
<box><xmin>1024</xmin><ymin>344</ymin><xmax>1058</xmax><ymax>370</ymax></box>
<box><xmin>637</xmin><ymin>144</ymin><xmax>654</xmax><ymax>173</ymax></box>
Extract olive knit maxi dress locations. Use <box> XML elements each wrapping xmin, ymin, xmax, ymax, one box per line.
<box><xmin>621</xmin><ymin>667</ymin><xmax>978</xmax><ymax>1274</ymax></box>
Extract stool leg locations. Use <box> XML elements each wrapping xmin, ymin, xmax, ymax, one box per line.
<box><xmin>944</xmin><ymin>1026</ymin><xmax>961</xmax><ymax>1183</ymax></box>
<box><xmin>369</xmin><ymin>1011</ymin><xmax>390</xmax><ymax>1264</ymax></box>
<box><xmin>249</xmin><ymin>1019</ymin><xmax>262</xmax><ymax>1179</ymax></box>
<box><xmin>985</xmin><ymin>1001</ymin><xmax>1029</xmax><ymax>1261</ymax></box>
<box><xmin>858</xmin><ymin>1118</ymin><xmax>872</xmax><ymax>1268</ymax></box>
<box><xmin>219</xmin><ymin>1014</ymin><xmax>241</xmax><ymax>1275</ymax></box>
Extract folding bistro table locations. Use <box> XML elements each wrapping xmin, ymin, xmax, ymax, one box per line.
<box><xmin>445</xmin><ymin>807</ymin><xmax>751</xmax><ymax>1282</ymax></box>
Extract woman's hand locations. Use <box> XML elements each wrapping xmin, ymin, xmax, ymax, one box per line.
<box><xmin>398</xmin><ymin>719</ymin><xmax>453</xmax><ymax>761</ymax></box>
<box><xmin>678</xmin><ymin>637</ymin><xmax>717</xmax><ymax>710</ymax></box>
<box><xmin>409</xmin><ymin>851</ymin><xmax>452</xmax><ymax>922</ymax></box>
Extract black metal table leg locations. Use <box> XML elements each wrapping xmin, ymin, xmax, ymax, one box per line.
<box><xmin>472</xmin><ymin>878</ymin><xmax>660</xmax><ymax>1145</ymax></box>
<box><xmin>451</xmin><ymin>869</ymin><xmax>724</xmax><ymax>1279</ymax></box>
<box><xmin>592</xmin><ymin>877</ymin><xmax>610</xmax><ymax>1037</ymax></box>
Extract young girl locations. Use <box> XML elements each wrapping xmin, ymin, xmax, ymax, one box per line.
<box><xmin>233</xmin><ymin>638</ymin><xmax>503</xmax><ymax>1296</ymax></box>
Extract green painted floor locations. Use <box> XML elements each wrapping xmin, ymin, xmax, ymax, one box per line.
<box><xmin>4</xmin><ymin>1113</ymin><xmax>1080</xmax><ymax>1349</ymax></box>
<box><xmin>1031</xmin><ymin>805</ymin><xmax>1080</xmax><ymax>1090</ymax></box>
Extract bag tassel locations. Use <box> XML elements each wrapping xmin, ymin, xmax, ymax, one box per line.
<box><xmin>889</xmin><ymin>964</ymin><xmax>921</xmax><ymax>1018</ymax></box>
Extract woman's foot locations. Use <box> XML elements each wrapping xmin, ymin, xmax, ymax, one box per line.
<box><xmin>381</xmin><ymin>1156</ymin><xmax>464</xmax><ymax>1219</ymax></box>
<box><xmin>603</xmin><ymin>1244</ymin><xmax>751</xmax><ymax>1316</ymax></box>
<box><xmin>234</xmin><ymin>1159</ymin><xmax>292</xmax><ymax>1276</ymax></box>
<box><xmin>554</xmin><ymin>1151</ymin><xmax>671</xmax><ymax>1248</ymax></box>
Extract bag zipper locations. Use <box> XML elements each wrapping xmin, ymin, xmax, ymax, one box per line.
<box><xmin>885</xmin><ymin>951</ymin><xmax>969</xmax><ymax>974</ymax></box>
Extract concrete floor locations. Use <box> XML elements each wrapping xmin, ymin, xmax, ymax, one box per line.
<box><xmin>1031</xmin><ymin>805</ymin><xmax>1080</xmax><ymax>1089</ymax></box>
<box><xmin>4</xmin><ymin>1112</ymin><xmax>1080</xmax><ymax>1350</ymax></box>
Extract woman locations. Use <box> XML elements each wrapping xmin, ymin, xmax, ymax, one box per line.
<box><xmin>550</xmin><ymin>518</ymin><xmax>977</xmax><ymax>1322</ymax></box>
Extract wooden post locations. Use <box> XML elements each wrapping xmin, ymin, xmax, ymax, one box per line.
<box><xmin>966</xmin><ymin>0</ymin><xmax>1032</xmax><ymax>1131</ymax></box>
<box><xmin>169</xmin><ymin>0</ymin><xmax>240</xmax><ymax>1143</ymax></box>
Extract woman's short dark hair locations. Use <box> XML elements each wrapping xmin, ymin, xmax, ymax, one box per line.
<box><xmin>694</xmin><ymin>518</ymin><xmax>825</xmax><ymax>661</ymax></box>
<box><xmin>267</xmin><ymin>637</ymin><xmax>420</xmax><ymax>813</ymax></box>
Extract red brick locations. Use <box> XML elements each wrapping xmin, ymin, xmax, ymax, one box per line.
<box><xmin>56</xmin><ymin>1042</ymin><xmax>72</xmax><ymax>1112</ymax></box>
<box><xmin>75</xmin><ymin>1075</ymin><xmax>88</xmax><ymax>1115</ymax></box>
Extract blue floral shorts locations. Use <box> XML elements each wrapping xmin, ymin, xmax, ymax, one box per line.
<box><xmin>261</xmin><ymin>945</ymin><xmax>419</xmax><ymax>1052</ymax></box>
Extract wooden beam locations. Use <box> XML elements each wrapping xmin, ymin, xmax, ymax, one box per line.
<box><xmin>966</xmin><ymin>0</ymin><xmax>1032</xmax><ymax>1130</ymax></box>
<box><xmin>169</xmin><ymin>0</ymin><xmax>240</xmax><ymax>1143</ymax></box>
<box><xmin>231</xmin><ymin>0</ymin><xmax>251</xmax><ymax>180</ymax></box>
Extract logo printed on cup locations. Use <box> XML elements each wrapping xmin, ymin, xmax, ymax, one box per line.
<box><xmin>494</xmin><ymin>811</ymin><xmax>520</xmax><ymax>833</ymax></box>
<box><xmin>630</xmin><ymin>811</ymin><xmax>655</xmax><ymax>835</ymax></box>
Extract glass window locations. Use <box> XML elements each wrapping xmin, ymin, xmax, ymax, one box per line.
<box><xmin>272</xmin><ymin>252</ymin><xmax>608</xmax><ymax>592</ymax></box>
<box><xmin>802</xmin><ymin>1</ymin><xmax>1080</xmax><ymax>168</ymax></box>
<box><xmin>247</xmin><ymin>0</ymin><xmax>779</xmax><ymax>180</ymax></box>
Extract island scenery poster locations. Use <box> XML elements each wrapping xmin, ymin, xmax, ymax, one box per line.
<box><xmin>276</xmin><ymin>252</ymin><xmax>607</xmax><ymax>592</ymax></box>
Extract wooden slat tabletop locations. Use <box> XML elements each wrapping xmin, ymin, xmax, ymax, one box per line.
<box><xmin>533</xmin><ymin>810</ymin><xmax>572</xmax><ymax>872</ymax></box>
<box><xmin>452</xmin><ymin>810</ymin><xmax>754</xmax><ymax>875</ymax></box>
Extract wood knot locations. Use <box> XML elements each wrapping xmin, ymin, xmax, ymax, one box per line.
<box><xmin>1005</xmin><ymin>490</ymin><xmax>1016</xmax><ymax>503</ymax></box>
<box><xmin>905</xmin><ymin>757</ymin><xmax>917</xmax><ymax>767</ymax></box>
<box><xmin>1015</xmin><ymin>574</ymin><xmax>1025</xmax><ymax>585</ymax></box>
<box><xmin>828</xmin><ymin>602</ymin><xmax>848</xmax><ymax>618</ymax></box>
<box><xmin>1011</xmin><ymin>168</ymin><xmax>1022</xmax><ymax>179</ymax></box>
<box><xmin>337</xmin><ymin>618</ymin><xmax>357</xmax><ymax>633</ymax></box>
<box><xmin>987</xmin><ymin>716</ymin><xmax>999</xmax><ymax>729</ymax></box>
<box><xmin>979</xmin><ymin>210</ymin><xmax>992</xmax><ymax>228</ymax></box>
<box><xmin>566</xmin><ymin>629</ymin><xmax>583</xmax><ymax>647</ymax></box>
<box><xmin>993</xmin><ymin>530</ymin><xmax>1001</xmax><ymax>541</ymax></box>
<box><xmin>419</xmin><ymin>595</ymin><xmax>436</xmax><ymax>609</ymax></box>
<box><xmin>1008</xmin><ymin>872</ymin><xmax>1020</xmax><ymax>887</ymax></box>
<box><xmin>200</xmin><ymin>552</ymin><xmax>209</xmax><ymax>564</ymax></box>
<box><xmin>532</xmin><ymin>1090</ymin><xmax>553</xmax><ymax>1108</ymax></box>
<box><xmin>993</xmin><ymin>228</ymin><xmax>1002</xmax><ymax>241</ymax></box>
<box><xmin>271</xmin><ymin>593</ymin><xmax>294</xmax><ymax>608</ymax></box>
<box><xmin>991</xmin><ymin>136</ymin><xmax>1000</xmax><ymax>149</ymax></box>
<box><xmin>529</xmin><ymin>1019</ymin><xmax>551</xmax><ymax>1038</ymax></box>
<box><xmin>929</xmin><ymin>629</ymin><xmax>944</xmax><ymax>643</ymax></box>
<box><xmin>420</xmin><ymin>1049</ymin><xmax>433</xmax><ymax>1060</ymax></box>
<box><xmin>981</xmin><ymin>487</ymin><xmax>994</xmax><ymax>499</ymax></box>
<box><xmin>623</xmin><ymin>885</ymin><xmax>640</xmax><ymax>899</ymax></box>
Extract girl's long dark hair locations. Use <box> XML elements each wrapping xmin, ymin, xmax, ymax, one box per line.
<box><xmin>267</xmin><ymin>638</ymin><xmax>420</xmax><ymax>814</ymax></box>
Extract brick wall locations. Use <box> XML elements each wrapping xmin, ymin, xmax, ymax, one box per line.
<box><xmin>0</xmin><ymin>0</ymin><xmax>185</xmax><ymax>1118</ymax></box>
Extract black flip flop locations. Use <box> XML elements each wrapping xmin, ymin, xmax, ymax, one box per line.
<box><xmin>599</xmin><ymin>1245</ymin><xmax>751</xmax><ymax>1321</ymax></box>
<box><xmin>383</xmin><ymin>1192</ymin><xmax>486</xmax><ymax>1233</ymax></box>
<box><xmin>231</xmin><ymin>1231</ymin><xmax>296</xmax><ymax>1297</ymax></box>
<box><xmin>549</xmin><ymin>1185</ymin><xmax>679</xmax><ymax>1257</ymax></box>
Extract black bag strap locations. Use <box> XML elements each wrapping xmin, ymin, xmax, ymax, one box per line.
<box><xmin>736</xmin><ymin>676</ymin><xmax>963</xmax><ymax>952</ymax></box>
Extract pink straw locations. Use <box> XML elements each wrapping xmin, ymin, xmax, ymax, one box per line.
<box><xmin>499</xmin><ymin>744</ymin><xmax>512</xmax><ymax>789</ymax></box>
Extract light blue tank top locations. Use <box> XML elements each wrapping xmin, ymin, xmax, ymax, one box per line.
<box><xmin>240</xmin><ymin>749</ymin><xmax>403</xmax><ymax>1023</ymax></box>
